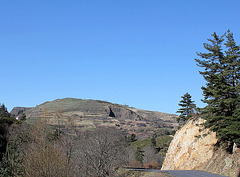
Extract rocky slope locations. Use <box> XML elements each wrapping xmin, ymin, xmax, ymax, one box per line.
<box><xmin>161</xmin><ymin>117</ymin><xmax>240</xmax><ymax>177</ymax></box>
<box><xmin>11</xmin><ymin>98</ymin><xmax>179</xmax><ymax>138</ymax></box>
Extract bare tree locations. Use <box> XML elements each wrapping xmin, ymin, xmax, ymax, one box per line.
<box><xmin>23</xmin><ymin>143</ymin><xmax>67</xmax><ymax>177</ymax></box>
<box><xmin>143</xmin><ymin>145</ymin><xmax>159</xmax><ymax>168</ymax></box>
<box><xmin>74</xmin><ymin>127</ymin><xmax>128</xmax><ymax>177</ymax></box>
<box><xmin>21</xmin><ymin>121</ymin><xmax>68</xmax><ymax>177</ymax></box>
<box><xmin>7</xmin><ymin>120</ymin><xmax>69</xmax><ymax>177</ymax></box>
<box><xmin>6</xmin><ymin>117</ymin><xmax>129</xmax><ymax>177</ymax></box>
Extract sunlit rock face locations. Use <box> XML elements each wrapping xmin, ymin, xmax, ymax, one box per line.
<box><xmin>162</xmin><ymin>118</ymin><xmax>240</xmax><ymax>177</ymax></box>
<box><xmin>162</xmin><ymin>118</ymin><xmax>217</xmax><ymax>170</ymax></box>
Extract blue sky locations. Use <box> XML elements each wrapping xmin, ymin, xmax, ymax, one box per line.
<box><xmin>1</xmin><ymin>0</ymin><xmax>240</xmax><ymax>114</ymax></box>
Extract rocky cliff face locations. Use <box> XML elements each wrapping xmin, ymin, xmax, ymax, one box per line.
<box><xmin>10</xmin><ymin>107</ymin><xmax>31</xmax><ymax>117</ymax></box>
<box><xmin>161</xmin><ymin>118</ymin><xmax>240</xmax><ymax>177</ymax></box>
<box><xmin>105</xmin><ymin>106</ymin><xmax>143</xmax><ymax>120</ymax></box>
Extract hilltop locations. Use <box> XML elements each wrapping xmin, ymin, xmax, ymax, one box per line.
<box><xmin>11</xmin><ymin>98</ymin><xmax>179</xmax><ymax>138</ymax></box>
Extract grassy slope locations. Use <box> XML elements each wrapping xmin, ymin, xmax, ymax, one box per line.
<box><xmin>17</xmin><ymin>98</ymin><xmax>179</xmax><ymax>138</ymax></box>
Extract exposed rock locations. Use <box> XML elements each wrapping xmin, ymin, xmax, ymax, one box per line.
<box><xmin>161</xmin><ymin>117</ymin><xmax>240</xmax><ymax>177</ymax></box>
<box><xmin>107</xmin><ymin>107</ymin><xmax>116</xmax><ymax>117</ymax></box>
<box><xmin>106</xmin><ymin>106</ymin><xmax>143</xmax><ymax>120</ymax></box>
<box><xmin>10</xmin><ymin>107</ymin><xmax>32</xmax><ymax>117</ymax></box>
<box><xmin>10</xmin><ymin>98</ymin><xmax>179</xmax><ymax>138</ymax></box>
<box><xmin>10</xmin><ymin>98</ymin><xmax>177</xmax><ymax>123</ymax></box>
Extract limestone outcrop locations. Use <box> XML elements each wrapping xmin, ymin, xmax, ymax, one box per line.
<box><xmin>161</xmin><ymin>118</ymin><xmax>240</xmax><ymax>177</ymax></box>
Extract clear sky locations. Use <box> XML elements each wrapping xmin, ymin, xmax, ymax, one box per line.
<box><xmin>1</xmin><ymin>0</ymin><xmax>240</xmax><ymax>114</ymax></box>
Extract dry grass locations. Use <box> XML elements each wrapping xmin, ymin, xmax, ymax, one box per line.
<box><xmin>22</xmin><ymin>98</ymin><xmax>179</xmax><ymax>139</ymax></box>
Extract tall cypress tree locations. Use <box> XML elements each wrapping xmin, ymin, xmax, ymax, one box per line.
<box><xmin>195</xmin><ymin>30</ymin><xmax>240</xmax><ymax>148</ymax></box>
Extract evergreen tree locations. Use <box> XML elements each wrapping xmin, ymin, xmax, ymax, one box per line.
<box><xmin>0</xmin><ymin>104</ymin><xmax>10</xmax><ymax>118</ymax></box>
<box><xmin>151</xmin><ymin>134</ymin><xmax>157</xmax><ymax>147</ymax></box>
<box><xmin>176</xmin><ymin>92</ymin><xmax>196</xmax><ymax>121</ymax></box>
<box><xmin>134</xmin><ymin>147</ymin><xmax>144</xmax><ymax>164</ymax></box>
<box><xmin>0</xmin><ymin>104</ymin><xmax>16</xmax><ymax>162</ymax></box>
<box><xmin>125</xmin><ymin>134</ymin><xmax>137</xmax><ymax>145</ymax></box>
<box><xmin>0</xmin><ymin>143</ymin><xmax>24</xmax><ymax>177</ymax></box>
<box><xmin>195</xmin><ymin>30</ymin><xmax>240</xmax><ymax>148</ymax></box>
<box><xmin>20</xmin><ymin>114</ymin><xmax>26</xmax><ymax>121</ymax></box>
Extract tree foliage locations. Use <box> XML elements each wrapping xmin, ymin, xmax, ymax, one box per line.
<box><xmin>0</xmin><ymin>143</ymin><xmax>23</xmax><ymax>177</ymax></box>
<box><xmin>195</xmin><ymin>30</ymin><xmax>240</xmax><ymax>148</ymax></box>
<box><xmin>135</xmin><ymin>147</ymin><xmax>144</xmax><ymax>164</ymax></box>
<box><xmin>125</xmin><ymin>134</ymin><xmax>137</xmax><ymax>145</ymax></box>
<box><xmin>0</xmin><ymin>104</ymin><xmax>17</xmax><ymax>163</ymax></box>
<box><xmin>176</xmin><ymin>92</ymin><xmax>196</xmax><ymax>121</ymax></box>
<box><xmin>0</xmin><ymin>104</ymin><xmax>10</xmax><ymax>119</ymax></box>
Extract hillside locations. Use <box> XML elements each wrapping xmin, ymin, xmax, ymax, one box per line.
<box><xmin>11</xmin><ymin>98</ymin><xmax>179</xmax><ymax>138</ymax></box>
<box><xmin>161</xmin><ymin>117</ymin><xmax>240</xmax><ymax>177</ymax></box>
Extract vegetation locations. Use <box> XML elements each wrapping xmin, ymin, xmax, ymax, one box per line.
<box><xmin>125</xmin><ymin>133</ymin><xmax>137</xmax><ymax>145</ymax></box>
<box><xmin>176</xmin><ymin>92</ymin><xmax>196</xmax><ymax>122</ymax></box>
<box><xmin>0</xmin><ymin>143</ymin><xmax>24</xmax><ymax>176</ymax></box>
<box><xmin>130</xmin><ymin>134</ymin><xmax>173</xmax><ymax>168</ymax></box>
<box><xmin>0</xmin><ymin>104</ymin><xmax>18</xmax><ymax>163</ymax></box>
<box><xmin>195</xmin><ymin>30</ymin><xmax>240</xmax><ymax>149</ymax></box>
<box><xmin>18</xmin><ymin>98</ymin><xmax>178</xmax><ymax>139</ymax></box>
<box><xmin>0</xmin><ymin>101</ymin><xmax>175</xmax><ymax>176</ymax></box>
<box><xmin>0</xmin><ymin>104</ymin><xmax>10</xmax><ymax>118</ymax></box>
<box><xmin>3</xmin><ymin>31</ymin><xmax>239</xmax><ymax>175</ymax></box>
<box><xmin>0</xmin><ymin>109</ymin><xmax>129</xmax><ymax>177</ymax></box>
<box><xmin>134</xmin><ymin>147</ymin><xmax>145</xmax><ymax>164</ymax></box>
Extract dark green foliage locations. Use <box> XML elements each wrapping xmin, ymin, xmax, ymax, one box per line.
<box><xmin>0</xmin><ymin>117</ymin><xmax>16</xmax><ymax>125</ymax></box>
<box><xmin>134</xmin><ymin>147</ymin><xmax>144</xmax><ymax>164</ymax></box>
<box><xmin>0</xmin><ymin>105</ymin><xmax>17</xmax><ymax>162</ymax></box>
<box><xmin>195</xmin><ymin>30</ymin><xmax>240</xmax><ymax>148</ymax></box>
<box><xmin>0</xmin><ymin>143</ymin><xmax>23</xmax><ymax>177</ymax></box>
<box><xmin>0</xmin><ymin>104</ymin><xmax>10</xmax><ymax>119</ymax></box>
<box><xmin>151</xmin><ymin>134</ymin><xmax>161</xmax><ymax>153</ymax></box>
<box><xmin>151</xmin><ymin>134</ymin><xmax>157</xmax><ymax>147</ymax></box>
<box><xmin>176</xmin><ymin>92</ymin><xmax>196</xmax><ymax>121</ymax></box>
<box><xmin>156</xmin><ymin>135</ymin><xmax>173</xmax><ymax>152</ymax></box>
<box><xmin>20</xmin><ymin>114</ymin><xmax>26</xmax><ymax>121</ymax></box>
<box><xmin>125</xmin><ymin>134</ymin><xmax>137</xmax><ymax>145</ymax></box>
<box><xmin>154</xmin><ymin>128</ymin><xmax>175</xmax><ymax>136</ymax></box>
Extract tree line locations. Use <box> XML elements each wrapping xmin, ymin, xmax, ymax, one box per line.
<box><xmin>0</xmin><ymin>107</ymin><xmax>129</xmax><ymax>177</ymax></box>
<box><xmin>177</xmin><ymin>30</ymin><xmax>240</xmax><ymax>151</ymax></box>
<box><xmin>0</xmin><ymin>106</ymin><xmax>171</xmax><ymax>176</ymax></box>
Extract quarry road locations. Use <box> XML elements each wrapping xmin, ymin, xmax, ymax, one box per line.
<box><xmin>160</xmin><ymin>170</ymin><xmax>226</xmax><ymax>177</ymax></box>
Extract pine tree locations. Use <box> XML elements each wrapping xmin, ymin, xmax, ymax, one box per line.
<box><xmin>0</xmin><ymin>143</ymin><xmax>24</xmax><ymax>177</ymax></box>
<box><xmin>195</xmin><ymin>30</ymin><xmax>240</xmax><ymax>148</ymax></box>
<box><xmin>20</xmin><ymin>114</ymin><xmax>26</xmax><ymax>121</ymax></box>
<box><xmin>0</xmin><ymin>104</ymin><xmax>10</xmax><ymax>118</ymax></box>
<box><xmin>135</xmin><ymin>147</ymin><xmax>144</xmax><ymax>164</ymax></box>
<box><xmin>176</xmin><ymin>92</ymin><xmax>196</xmax><ymax>121</ymax></box>
<box><xmin>151</xmin><ymin>134</ymin><xmax>157</xmax><ymax>147</ymax></box>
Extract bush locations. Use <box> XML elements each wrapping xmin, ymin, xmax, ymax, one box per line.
<box><xmin>144</xmin><ymin>161</ymin><xmax>159</xmax><ymax>169</ymax></box>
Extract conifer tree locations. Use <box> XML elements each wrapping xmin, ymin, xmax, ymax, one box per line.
<box><xmin>135</xmin><ymin>147</ymin><xmax>144</xmax><ymax>164</ymax></box>
<box><xmin>21</xmin><ymin>113</ymin><xmax>26</xmax><ymax>121</ymax></box>
<box><xmin>176</xmin><ymin>92</ymin><xmax>196</xmax><ymax>121</ymax></box>
<box><xmin>195</xmin><ymin>30</ymin><xmax>240</xmax><ymax>148</ymax></box>
<box><xmin>0</xmin><ymin>104</ymin><xmax>10</xmax><ymax>118</ymax></box>
<box><xmin>0</xmin><ymin>143</ymin><xmax>24</xmax><ymax>176</ymax></box>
